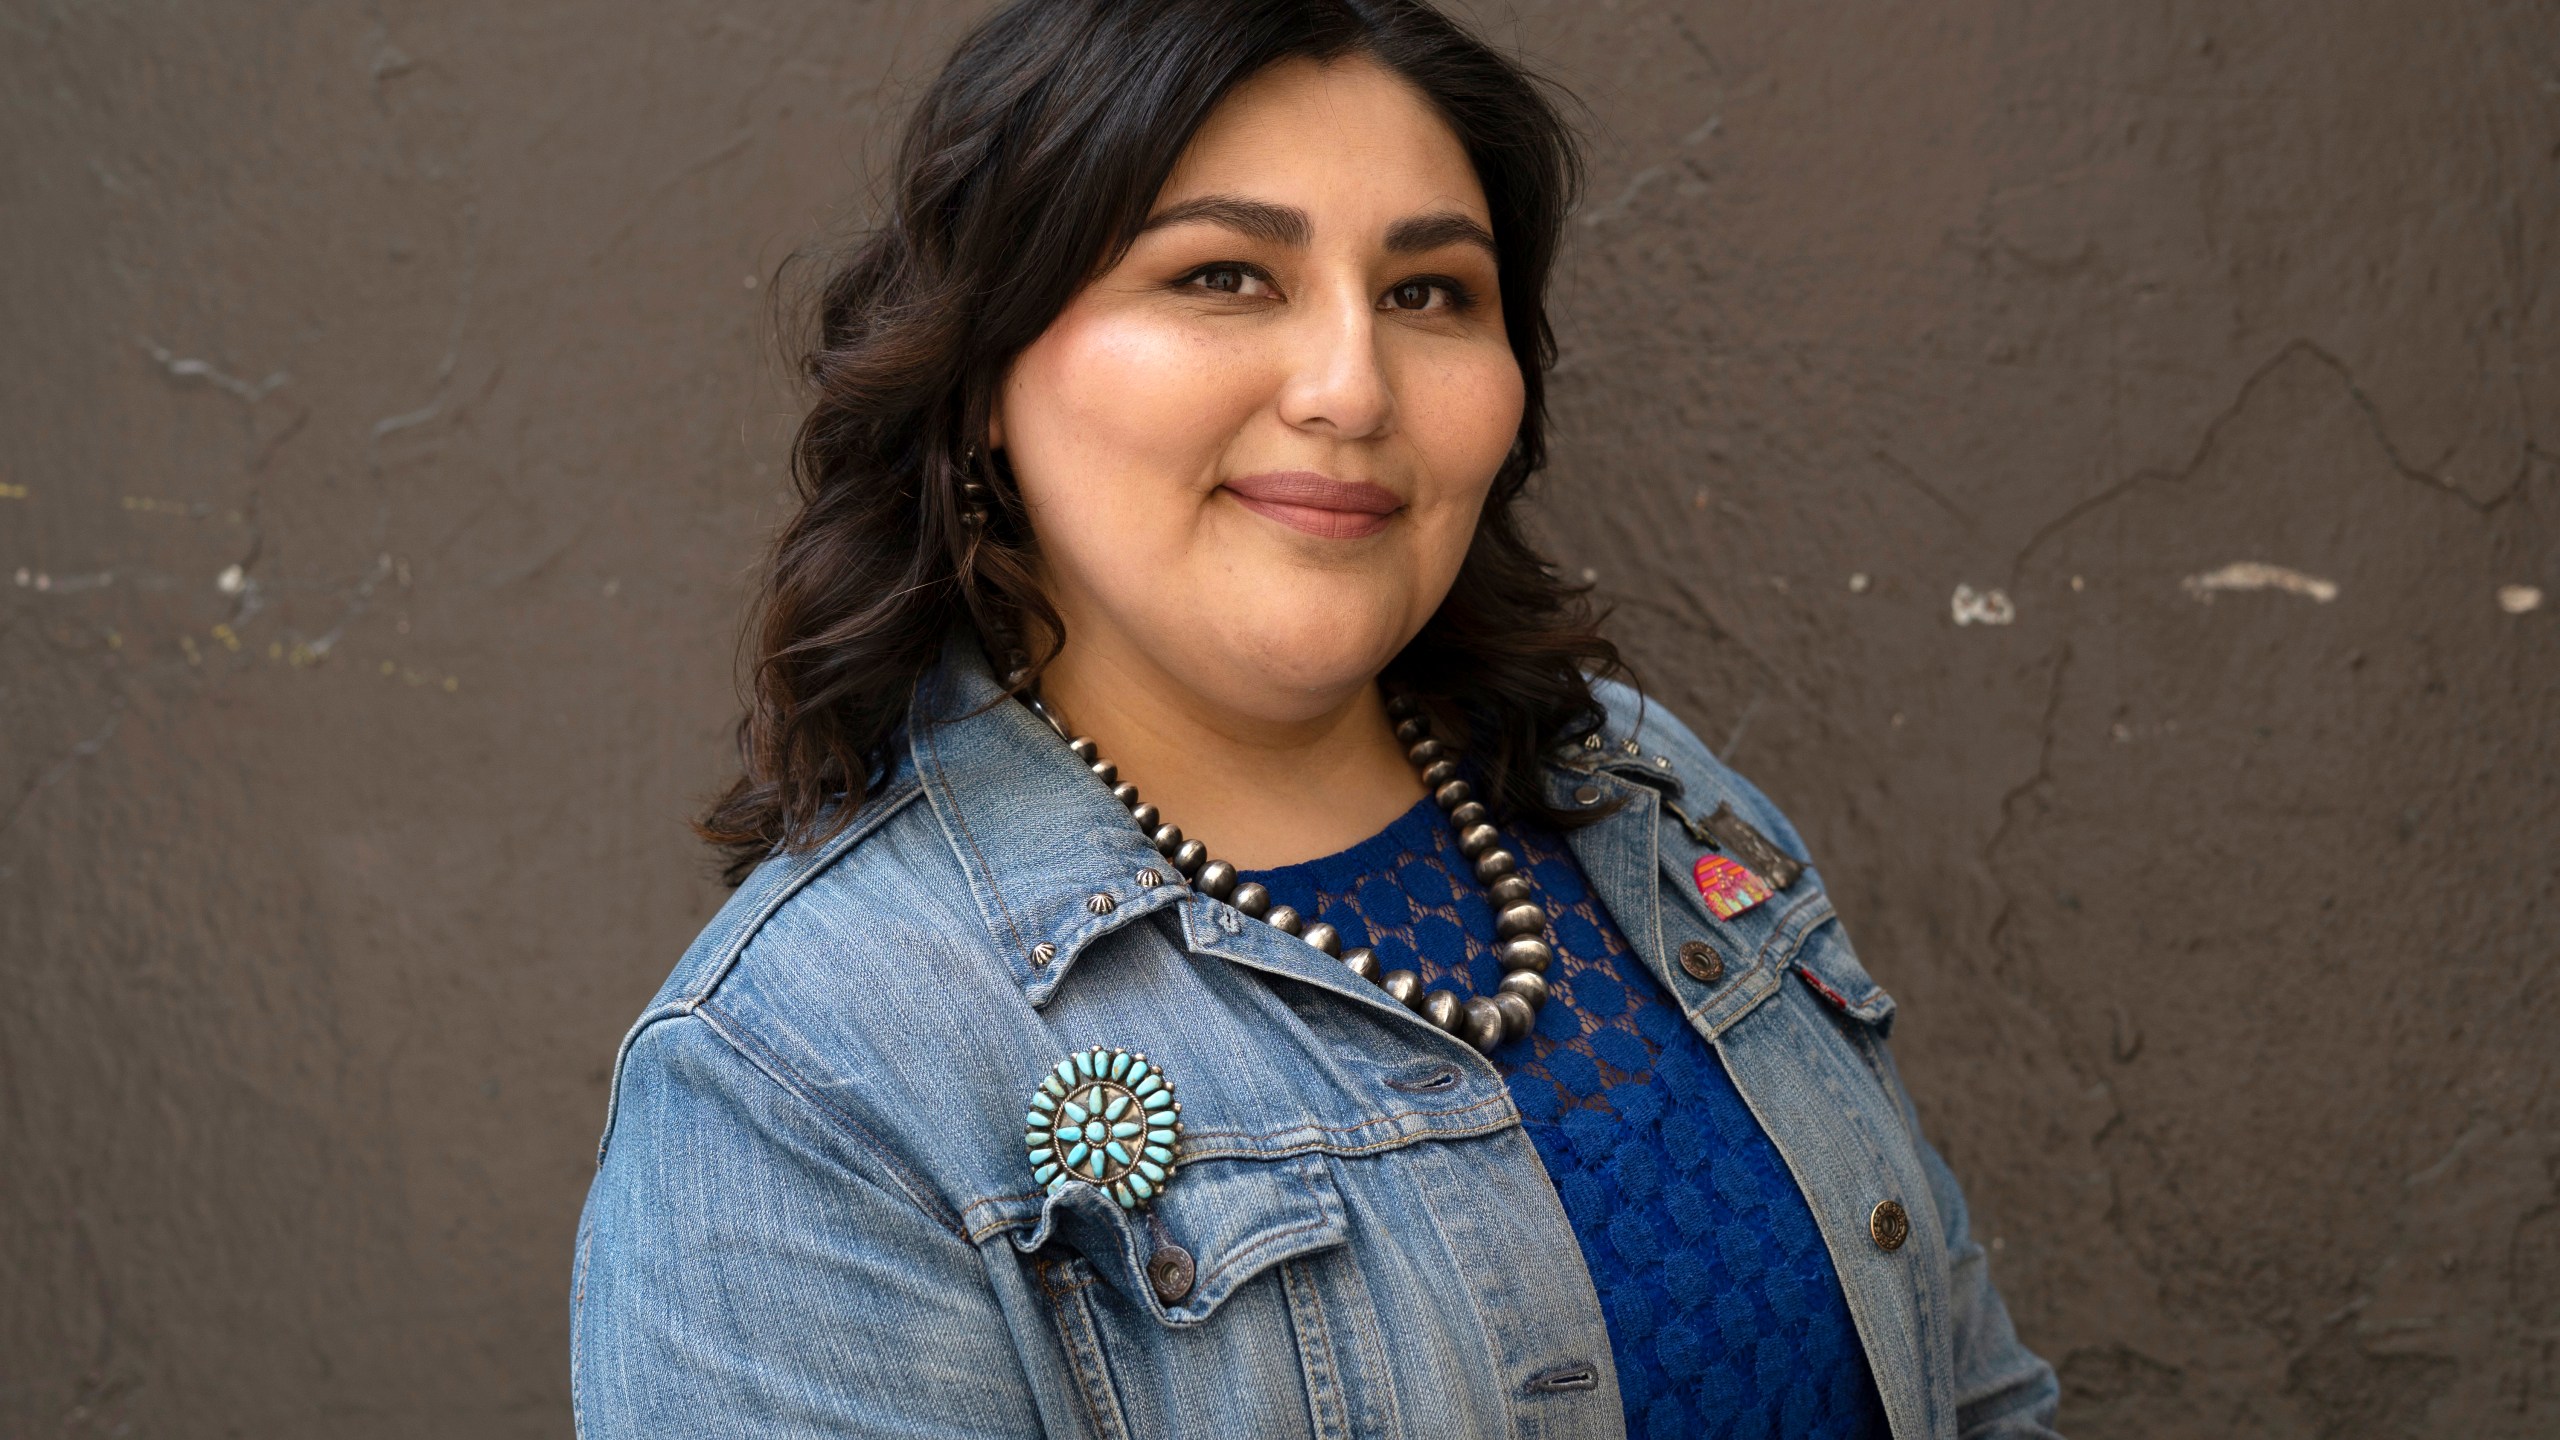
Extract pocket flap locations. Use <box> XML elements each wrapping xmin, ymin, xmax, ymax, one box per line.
<box><xmin>1792</xmin><ymin>919</ymin><xmax>1896</xmax><ymax>1032</ymax></box>
<box><xmin>1011</xmin><ymin>1152</ymin><xmax>1347</xmax><ymax>1326</ymax></box>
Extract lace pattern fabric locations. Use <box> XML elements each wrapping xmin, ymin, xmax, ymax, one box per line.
<box><xmin>1245</xmin><ymin>796</ymin><xmax>1889</xmax><ymax>1439</ymax></box>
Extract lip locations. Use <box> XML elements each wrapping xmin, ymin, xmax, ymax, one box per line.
<box><xmin>1219</xmin><ymin>471</ymin><xmax>1405</xmax><ymax>540</ymax></box>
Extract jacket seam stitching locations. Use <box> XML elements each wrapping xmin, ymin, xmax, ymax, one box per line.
<box><xmin>690</xmin><ymin>1001</ymin><xmax>970</xmax><ymax>1243</ymax></box>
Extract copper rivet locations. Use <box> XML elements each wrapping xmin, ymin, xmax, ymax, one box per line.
<box><xmin>1677</xmin><ymin>940</ymin><xmax>1723</xmax><ymax>984</ymax></box>
<box><xmin>1148</xmin><ymin>1244</ymin><xmax>1196</xmax><ymax>1304</ymax></box>
<box><xmin>1572</xmin><ymin>784</ymin><xmax>1602</xmax><ymax>806</ymax></box>
<box><xmin>1870</xmin><ymin>1198</ymin><xmax>1910</xmax><ymax>1252</ymax></box>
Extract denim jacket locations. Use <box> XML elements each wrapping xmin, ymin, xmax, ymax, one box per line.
<box><xmin>573</xmin><ymin>638</ymin><xmax>2060</xmax><ymax>1438</ymax></box>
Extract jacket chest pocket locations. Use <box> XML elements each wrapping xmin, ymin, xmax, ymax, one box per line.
<box><xmin>1014</xmin><ymin>1152</ymin><xmax>1380</xmax><ymax>1440</ymax></box>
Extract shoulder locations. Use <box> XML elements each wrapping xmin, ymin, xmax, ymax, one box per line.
<box><xmin>593</xmin><ymin>768</ymin><xmax>1021</xmax><ymax>1169</ymax></box>
<box><xmin>1581</xmin><ymin>674</ymin><xmax>1813</xmax><ymax>860</ymax></box>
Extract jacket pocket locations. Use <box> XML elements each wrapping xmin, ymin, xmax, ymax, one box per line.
<box><xmin>1013</xmin><ymin>1153</ymin><xmax>1360</xmax><ymax>1439</ymax></box>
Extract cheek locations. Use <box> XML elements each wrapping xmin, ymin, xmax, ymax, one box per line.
<box><xmin>1402</xmin><ymin>346</ymin><xmax>1526</xmax><ymax>544</ymax></box>
<box><xmin>1002</xmin><ymin>306</ymin><xmax>1260</xmax><ymax>517</ymax></box>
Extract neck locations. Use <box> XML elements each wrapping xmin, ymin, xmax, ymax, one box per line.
<box><xmin>1032</xmin><ymin>636</ymin><xmax>1425</xmax><ymax>870</ymax></box>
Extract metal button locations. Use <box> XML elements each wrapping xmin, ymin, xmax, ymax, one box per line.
<box><xmin>1147</xmin><ymin>1243</ymin><xmax>1196</xmax><ymax>1304</ymax></box>
<box><xmin>1135</xmin><ymin>867</ymin><xmax>1164</xmax><ymax>888</ymax></box>
<box><xmin>1870</xmin><ymin>1198</ymin><xmax>1910</xmax><ymax>1252</ymax></box>
<box><xmin>1572</xmin><ymin>783</ymin><xmax>1602</xmax><ymax>806</ymax></box>
<box><xmin>1677</xmin><ymin>940</ymin><xmax>1724</xmax><ymax>984</ymax></box>
<box><xmin>1086</xmin><ymin>892</ymin><xmax>1117</xmax><ymax>915</ymax></box>
<box><xmin>1029</xmin><ymin>942</ymin><xmax>1056</xmax><ymax>968</ymax></box>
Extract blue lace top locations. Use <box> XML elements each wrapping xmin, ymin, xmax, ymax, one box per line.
<box><xmin>1245</xmin><ymin>796</ymin><xmax>1890</xmax><ymax>1439</ymax></box>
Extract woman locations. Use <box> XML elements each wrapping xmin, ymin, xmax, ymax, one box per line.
<box><xmin>573</xmin><ymin>1</ymin><xmax>2060</xmax><ymax>1435</ymax></box>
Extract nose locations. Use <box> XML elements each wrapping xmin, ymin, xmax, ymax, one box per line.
<box><xmin>1274</xmin><ymin>286</ymin><xmax>1395</xmax><ymax>440</ymax></box>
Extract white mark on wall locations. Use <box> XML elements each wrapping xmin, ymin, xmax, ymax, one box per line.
<box><xmin>140</xmin><ymin>339</ymin><xmax>288</xmax><ymax>404</ymax></box>
<box><xmin>2497</xmin><ymin>584</ymin><xmax>2543</xmax><ymax>615</ymax></box>
<box><xmin>1950</xmin><ymin>584</ymin><xmax>2015</xmax><ymax>626</ymax></box>
<box><xmin>1848</xmin><ymin>572</ymin><xmax>1871</xmax><ymax>593</ymax></box>
<box><xmin>2180</xmin><ymin>561</ymin><xmax>2338</xmax><ymax>604</ymax></box>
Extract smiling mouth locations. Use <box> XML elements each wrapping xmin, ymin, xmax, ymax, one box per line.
<box><xmin>1219</xmin><ymin>471</ymin><xmax>1405</xmax><ymax>540</ymax></box>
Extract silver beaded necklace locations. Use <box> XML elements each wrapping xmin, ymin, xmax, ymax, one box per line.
<box><xmin>1026</xmin><ymin>690</ymin><xmax>1554</xmax><ymax>1054</ymax></box>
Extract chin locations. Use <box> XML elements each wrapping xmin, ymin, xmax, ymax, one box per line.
<box><xmin>1191</xmin><ymin>590</ymin><xmax>1415</xmax><ymax>716</ymax></box>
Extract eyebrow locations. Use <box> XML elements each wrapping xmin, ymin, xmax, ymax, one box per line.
<box><xmin>1138</xmin><ymin>194</ymin><xmax>1497</xmax><ymax>259</ymax></box>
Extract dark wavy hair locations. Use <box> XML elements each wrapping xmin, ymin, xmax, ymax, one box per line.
<box><xmin>700</xmin><ymin>0</ymin><xmax>1624</xmax><ymax>884</ymax></box>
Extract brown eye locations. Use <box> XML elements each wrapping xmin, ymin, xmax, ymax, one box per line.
<box><xmin>1388</xmin><ymin>281</ymin><xmax>1435</xmax><ymax>310</ymax></box>
<box><xmin>1200</xmin><ymin>265</ymin><xmax>1246</xmax><ymax>293</ymax></box>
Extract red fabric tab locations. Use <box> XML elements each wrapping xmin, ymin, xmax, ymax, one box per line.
<box><xmin>1692</xmin><ymin>855</ymin><xmax>1774</xmax><ymax>920</ymax></box>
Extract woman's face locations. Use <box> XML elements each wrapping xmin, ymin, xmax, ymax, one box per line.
<box><xmin>993</xmin><ymin>55</ymin><xmax>1522</xmax><ymax>726</ymax></box>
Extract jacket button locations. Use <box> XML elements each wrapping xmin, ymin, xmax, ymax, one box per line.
<box><xmin>1677</xmin><ymin>940</ymin><xmax>1724</xmax><ymax>984</ymax></box>
<box><xmin>1572</xmin><ymin>783</ymin><xmax>1602</xmax><ymax>805</ymax></box>
<box><xmin>1147</xmin><ymin>1243</ymin><xmax>1196</xmax><ymax>1305</ymax></box>
<box><xmin>1870</xmin><ymin>1199</ymin><xmax>1910</xmax><ymax>1252</ymax></box>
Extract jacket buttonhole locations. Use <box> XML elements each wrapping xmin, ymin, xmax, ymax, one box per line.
<box><xmin>1524</xmin><ymin>1363</ymin><xmax>1599</xmax><ymax>1394</ymax></box>
<box><xmin>1385</xmin><ymin>1065</ymin><xmax>1462</xmax><ymax>1093</ymax></box>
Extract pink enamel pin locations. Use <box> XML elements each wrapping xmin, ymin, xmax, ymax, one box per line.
<box><xmin>1693</xmin><ymin>854</ymin><xmax>1774</xmax><ymax>921</ymax></box>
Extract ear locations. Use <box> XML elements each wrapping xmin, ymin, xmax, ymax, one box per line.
<box><xmin>985</xmin><ymin>397</ymin><xmax>1007</xmax><ymax>452</ymax></box>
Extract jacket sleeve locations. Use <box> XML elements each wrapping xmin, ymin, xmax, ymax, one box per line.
<box><xmin>1872</xmin><ymin>1038</ymin><xmax>2064</xmax><ymax>1438</ymax></box>
<box><xmin>572</xmin><ymin>1011</ymin><xmax>1044</xmax><ymax>1439</ymax></box>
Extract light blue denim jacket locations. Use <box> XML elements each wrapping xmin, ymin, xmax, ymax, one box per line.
<box><xmin>573</xmin><ymin>638</ymin><xmax>2060</xmax><ymax>1438</ymax></box>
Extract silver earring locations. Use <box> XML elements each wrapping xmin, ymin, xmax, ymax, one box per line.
<box><xmin>960</xmin><ymin>446</ymin><xmax>991</xmax><ymax>529</ymax></box>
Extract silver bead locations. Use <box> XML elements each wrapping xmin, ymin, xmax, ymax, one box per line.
<box><xmin>1497</xmin><ymin>937</ymin><xmax>1552</xmax><ymax>974</ymax></box>
<box><xmin>1342</xmin><ymin>947</ymin><xmax>1382</xmax><ymax>983</ymax></box>
<box><xmin>1380</xmin><ymin>969</ymin><xmax>1423</xmax><ymax>1007</ymax></box>
<box><xmin>1301</xmin><ymin>922</ymin><xmax>1341</xmax><ymax>956</ymax></box>
<box><xmin>1195</xmin><ymin>860</ymin><xmax>1238</xmax><ymax>901</ymax></box>
<box><xmin>1473</xmin><ymin>848</ymin><xmax>1517</xmax><ymax>884</ymax></box>
<box><xmin>1407</xmin><ymin>738</ymin><xmax>1447</xmax><ymax>766</ymax></box>
<box><xmin>1461</xmin><ymin>997</ymin><xmax>1506</xmax><ymax>1051</ymax></box>
<box><xmin>1266</xmin><ymin>905</ymin><xmax>1303</xmax><ymax>936</ymax></box>
<box><xmin>1151</xmin><ymin>822</ymin><xmax>1184</xmax><ymax>854</ymax></box>
<box><xmin>1130</xmin><ymin>803</ymin><xmax>1161</xmax><ymax>832</ymax></box>
<box><xmin>1487</xmin><ymin>874</ymin><xmax>1533</xmax><ymax>907</ymax></box>
<box><xmin>1495</xmin><ymin>902</ymin><xmax>1546</xmax><ymax>940</ymax></box>
<box><xmin>1228</xmin><ymin>882</ymin><xmax>1270</xmax><ymax>918</ymax></box>
<box><xmin>1171</xmin><ymin>840</ymin><xmax>1207</xmax><ymax>876</ymax></box>
<box><xmin>1386</xmin><ymin>694</ymin><xmax>1420</xmax><ymax>719</ymax></box>
<box><xmin>1422</xmin><ymin>989</ymin><xmax>1463</xmax><ymax>1033</ymax></box>
<box><xmin>1089</xmin><ymin>759</ymin><xmax>1118</xmax><ymax>786</ymax></box>
<box><xmin>1070</xmin><ymin>737</ymin><xmax>1100</xmax><ymax>762</ymax></box>
<box><xmin>1491</xmin><ymin>990</ymin><xmax>1536</xmax><ymax>1041</ymax></box>
<box><xmin>1434</xmin><ymin>780</ymin><xmax>1472</xmax><ymax>810</ymax></box>
<box><xmin>1111</xmin><ymin>782</ymin><xmax>1141</xmax><ymax>807</ymax></box>
<box><xmin>1422</xmin><ymin>759</ymin><xmax>1461</xmax><ymax>789</ymax></box>
<box><xmin>1459</xmin><ymin>823</ymin><xmax>1499</xmax><ymax>859</ymax></box>
<box><xmin>1450</xmin><ymin>801</ymin><xmax>1488</xmax><ymax>829</ymax></box>
<box><xmin>1394</xmin><ymin>717</ymin><xmax>1428</xmax><ymax>744</ymax></box>
<box><xmin>1497</xmin><ymin>970</ymin><xmax>1550</xmax><ymax>1008</ymax></box>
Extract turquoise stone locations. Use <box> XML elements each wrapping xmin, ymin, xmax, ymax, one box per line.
<box><xmin>1132</xmin><ymin>1075</ymin><xmax>1163</xmax><ymax>1099</ymax></box>
<box><xmin>1030</xmin><ymin>1092</ymin><xmax>1057</xmax><ymax>1113</ymax></box>
<box><xmin>1137</xmin><ymin>1159</ymin><xmax>1165</xmax><ymax>1183</ymax></box>
<box><xmin>1128</xmin><ymin>1173</ymin><xmax>1154</xmax><ymax>1200</ymax></box>
<box><xmin>1053</xmin><ymin>1060</ymin><xmax>1076</xmax><ymax>1087</ymax></box>
<box><xmin>1110</xmin><ymin>1121</ymin><xmax>1141</xmax><ymax>1139</ymax></box>
<box><xmin>1127</xmin><ymin>1060</ymin><xmax>1150</xmax><ymax>1085</ymax></box>
<box><xmin>1034</xmin><ymin>1162</ymin><xmax>1059</xmax><ymax>1185</ymax></box>
<box><xmin>1065</xmin><ymin>1141</ymin><xmax>1089</xmax><ymax>1170</ymax></box>
<box><xmin>1144</xmin><ymin>1144</ymin><xmax>1173</xmax><ymax>1165</ymax></box>
<box><xmin>1075</xmin><ymin>1049</ymin><xmax>1097</xmax><ymax>1078</ymax></box>
<box><xmin>1109</xmin><ymin>1051</ymin><xmax>1132</xmax><ymax>1081</ymax></box>
<box><xmin>1105</xmin><ymin>1140</ymin><xmax>1131</xmax><ymax>1166</ymax></box>
<box><xmin>1028</xmin><ymin>1146</ymin><xmax>1052</xmax><ymax>1166</ymax></box>
<box><xmin>1083</xmin><ymin>1120</ymin><xmax>1104</xmax><ymax>1143</ymax></box>
<box><xmin>1103</xmin><ymin>1095</ymin><xmax>1129</xmax><ymax>1122</ymax></box>
<box><xmin>1147</xmin><ymin>1129</ymin><xmax>1175</xmax><ymax>1148</ymax></box>
<box><xmin>1141</xmin><ymin>1090</ymin><xmax>1172</xmax><ymax>1111</ymax></box>
<box><xmin>1063</xmin><ymin>1099</ymin><xmax>1090</xmax><ymax>1125</ymax></box>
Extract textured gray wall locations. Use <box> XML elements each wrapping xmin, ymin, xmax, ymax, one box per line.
<box><xmin>3</xmin><ymin>2</ymin><xmax>2552</xmax><ymax>1436</ymax></box>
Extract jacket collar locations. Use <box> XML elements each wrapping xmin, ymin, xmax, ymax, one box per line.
<box><xmin>905</xmin><ymin>632</ymin><xmax>1198</xmax><ymax>1006</ymax></box>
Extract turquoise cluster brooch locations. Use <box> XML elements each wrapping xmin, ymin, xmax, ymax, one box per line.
<box><xmin>1025</xmin><ymin>1045</ymin><xmax>1182</xmax><ymax>1209</ymax></box>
